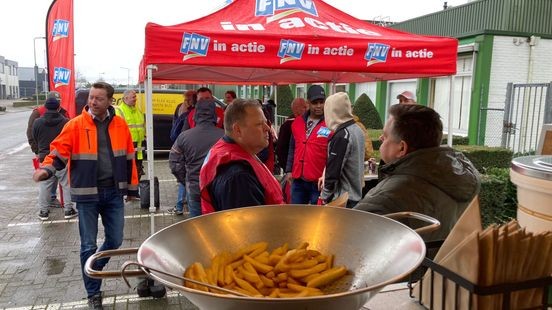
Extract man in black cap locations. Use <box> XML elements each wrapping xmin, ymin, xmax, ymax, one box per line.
<box><xmin>285</xmin><ymin>85</ymin><xmax>332</xmax><ymax>204</ymax></box>
<box><xmin>32</xmin><ymin>96</ymin><xmax>77</xmax><ymax>220</ymax></box>
<box><xmin>27</xmin><ymin>91</ymin><xmax>69</xmax><ymax>208</ymax></box>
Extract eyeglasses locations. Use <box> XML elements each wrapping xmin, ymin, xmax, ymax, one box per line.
<box><xmin>307</xmin><ymin>120</ymin><xmax>314</xmax><ymax>128</ymax></box>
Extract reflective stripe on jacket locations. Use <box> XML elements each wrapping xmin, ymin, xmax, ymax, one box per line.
<box><xmin>199</xmin><ymin>138</ymin><xmax>283</xmax><ymax>214</ymax></box>
<box><xmin>115</xmin><ymin>103</ymin><xmax>145</xmax><ymax>159</ymax></box>
<box><xmin>41</xmin><ymin>106</ymin><xmax>139</xmax><ymax>202</ymax></box>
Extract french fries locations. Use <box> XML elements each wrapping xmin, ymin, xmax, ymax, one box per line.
<box><xmin>183</xmin><ymin>241</ymin><xmax>349</xmax><ymax>298</ymax></box>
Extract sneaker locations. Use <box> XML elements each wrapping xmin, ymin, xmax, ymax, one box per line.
<box><xmin>88</xmin><ymin>293</ymin><xmax>103</xmax><ymax>310</ymax></box>
<box><xmin>64</xmin><ymin>209</ymin><xmax>78</xmax><ymax>220</ymax></box>
<box><xmin>167</xmin><ymin>206</ymin><xmax>183</xmax><ymax>215</ymax></box>
<box><xmin>38</xmin><ymin>210</ymin><xmax>49</xmax><ymax>221</ymax></box>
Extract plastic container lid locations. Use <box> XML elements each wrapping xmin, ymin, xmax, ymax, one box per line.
<box><xmin>511</xmin><ymin>155</ymin><xmax>552</xmax><ymax>181</ymax></box>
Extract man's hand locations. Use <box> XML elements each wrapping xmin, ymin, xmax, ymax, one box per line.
<box><xmin>317</xmin><ymin>176</ymin><xmax>325</xmax><ymax>191</ymax></box>
<box><xmin>284</xmin><ymin>172</ymin><xmax>292</xmax><ymax>183</ymax></box>
<box><xmin>33</xmin><ymin>169</ymin><xmax>48</xmax><ymax>182</ymax></box>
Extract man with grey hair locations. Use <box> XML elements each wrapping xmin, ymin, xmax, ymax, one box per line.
<box><xmin>199</xmin><ymin>99</ymin><xmax>283</xmax><ymax>214</ymax></box>
<box><xmin>115</xmin><ymin>89</ymin><xmax>145</xmax><ymax>180</ymax></box>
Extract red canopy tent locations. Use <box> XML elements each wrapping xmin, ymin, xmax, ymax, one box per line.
<box><xmin>139</xmin><ymin>0</ymin><xmax>459</xmax><ymax>224</ymax></box>
<box><xmin>140</xmin><ymin>0</ymin><xmax>458</xmax><ymax>85</ymax></box>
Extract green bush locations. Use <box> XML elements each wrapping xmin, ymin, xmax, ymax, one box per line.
<box><xmin>454</xmin><ymin>145</ymin><xmax>513</xmax><ymax>173</ymax></box>
<box><xmin>442</xmin><ymin>135</ymin><xmax>469</xmax><ymax>145</ymax></box>
<box><xmin>368</xmin><ymin>129</ymin><xmax>468</xmax><ymax>151</ymax></box>
<box><xmin>272</xmin><ymin>85</ymin><xmax>294</xmax><ymax>117</ymax></box>
<box><xmin>478</xmin><ymin>168</ymin><xmax>517</xmax><ymax>227</ymax></box>
<box><xmin>353</xmin><ymin>93</ymin><xmax>383</xmax><ymax>129</ymax></box>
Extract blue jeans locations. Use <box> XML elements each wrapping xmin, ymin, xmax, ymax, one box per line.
<box><xmin>186</xmin><ymin>194</ymin><xmax>202</xmax><ymax>218</ymax></box>
<box><xmin>290</xmin><ymin>178</ymin><xmax>320</xmax><ymax>205</ymax></box>
<box><xmin>77</xmin><ymin>187</ymin><xmax>125</xmax><ymax>298</ymax></box>
<box><xmin>176</xmin><ymin>182</ymin><xmax>187</xmax><ymax>212</ymax></box>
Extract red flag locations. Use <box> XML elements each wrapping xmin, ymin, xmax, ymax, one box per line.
<box><xmin>46</xmin><ymin>0</ymin><xmax>76</xmax><ymax>118</ymax></box>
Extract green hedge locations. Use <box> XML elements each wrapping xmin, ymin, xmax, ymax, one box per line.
<box><xmin>478</xmin><ymin>168</ymin><xmax>517</xmax><ymax>227</ymax></box>
<box><xmin>454</xmin><ymin>145</ymin><xmax>513</xmax><ymax>173</ymax></box>
<box><xmin>353</xmin><ymin>94</ymin><xmax>383</xmax><ymax>129</ymax></box>
<box><xmin>367</xmin><ymin>129</ymin><xmax>469</xmax><ymax>151</ymax></box>
<box><xmin>272</xmin><ymin>85</ymin><xmax>294</xmax><ymax>117</ymax></box>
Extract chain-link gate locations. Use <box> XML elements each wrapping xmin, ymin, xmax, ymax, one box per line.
<box><xmin>501</xmin><ymin>82</ymin><xmax>552</xmax><ymax>154</ymax></box>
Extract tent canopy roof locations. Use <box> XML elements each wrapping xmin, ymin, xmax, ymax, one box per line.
<box><xmin>141</xmin><ymin>0</ymin><xmax>458</xmax><ymax>84</ymax></box>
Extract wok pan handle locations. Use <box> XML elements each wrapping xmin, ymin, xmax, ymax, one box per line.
<box><xmin>121</xmin><ymin>261</ymin><xmax>248</xmax><ymax>297</ymax></box>
<box><xmin>384</xmin><ymin>211</ymin><xmax>440</xmax><ymax>235</ymax></box>
<box><xmin>84</xmin><ymin>247</ymin><xmax>146</xmax><ymax>279</ymax></box>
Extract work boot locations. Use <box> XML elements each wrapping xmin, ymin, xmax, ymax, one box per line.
<box><xmin>87</xmin><ymin>293</ymin><xmax>103</xmax><ymax>310</ymax></box>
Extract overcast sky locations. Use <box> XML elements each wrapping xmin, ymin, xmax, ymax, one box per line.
<box><xmin>1</xmin><ymin>0</ymin><xmax>467</xmax><ymax>85</ymax></box>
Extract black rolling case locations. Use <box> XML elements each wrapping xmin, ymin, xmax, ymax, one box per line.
<box><xmin>139</xmin><ymin>177</ymin><xmax>160</xmax><ymax>209</ymax></box>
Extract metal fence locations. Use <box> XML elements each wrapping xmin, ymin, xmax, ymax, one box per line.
<box><xmin>501</xmin><ymin>82</ymin><xmax>551</xmax><ymax>154</ymax></box>
<box><xmin>479</xmin><ymin>107</ymin><xmax>505</xmax><ymax>147</ymax></box>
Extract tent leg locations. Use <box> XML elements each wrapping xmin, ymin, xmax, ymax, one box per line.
<box><xmin>145</xmin><ymin>65</ymin><xmax>157</xmax><ymax>235</ymax></box>
<box><xmin>447</xmin><ymin>75</ymin><xmax>455</xmax><ymax>147</ymax></box>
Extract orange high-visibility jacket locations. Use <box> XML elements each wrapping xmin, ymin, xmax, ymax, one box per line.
<box><xmin>41</xmin><ymin>106</ymin><xmax>139</xmax><ymax>202</ymax></box>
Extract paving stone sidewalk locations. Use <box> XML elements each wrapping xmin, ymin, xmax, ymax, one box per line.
<box><xmin>0</xmin><ymin>148</ymin><xmax>421</xmax><ymax>309</ymax></box>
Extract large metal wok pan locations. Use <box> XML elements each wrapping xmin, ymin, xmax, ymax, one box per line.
<box><xmin>86</xmin><ymin>205</ymin><xmax>438</xmax><ymax>310</ymax></box>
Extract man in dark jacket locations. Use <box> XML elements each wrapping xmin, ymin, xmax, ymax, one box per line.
<box><xmin>355</xmin><ymin>104</ymin><xmax>480</xmax><ymax>241</ymax></box>
<box><xmin>169</xmin><ymin>99</ymin><xmax>224</xmax><ymax>217</ymax></box>
<box><xmin>32</xmin><ymin>97</ymin><xmax>77</xmax><ymax>220</ymax></box>
<box><xmin>27</xmin><ymin>91</ymin><xmax>68</xmax><ymax>207</ymax></box>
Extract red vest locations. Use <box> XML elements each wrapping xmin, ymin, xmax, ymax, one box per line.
<box><xmin>187</xmin><ymin>106</ymin><xmax>225</xmax><ymax>129</ymax></box>
<box><xmin>200</xmin><ymin>139</ymin><xmax>284</xmax><ymax>214</ymax></box>
<box><xmin>291</xmin><ymin>115</ymin><xmax>331</xmax><ymax>182</ymax></box>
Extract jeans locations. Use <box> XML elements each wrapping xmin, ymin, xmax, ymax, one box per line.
<box><xmin>77</xmin><ymin>187</ymin><xmax>125</xmax><ymax>298</ymax></box>
<box><xmin>290</xmin><ymin>178</ymin><xmax>320</xmax><ymax>205</ymax></box>
<box><xmin>176</xmin><ymin>182</ymin><xmax>187</xmax><ymax>212</ymax></box>
<box><xmin>37</xmin><ymin>168</ymin><xmax>73</xmax><ymax>212</ymax></box>
<box><xmin>186</xmin><ymin>194</ymin><xmax>202</xmax><ymax>218</ymax></box>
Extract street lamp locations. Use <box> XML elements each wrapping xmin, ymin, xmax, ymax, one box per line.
<box><xmin>120</xmin><ymin>67</ymin><xmax>130</xmax><ymax>89</ymax></box>
<box><xmin>33</xmin><ymin>36</ymin><xmax>46</xmax><ymax>107</ymax></box>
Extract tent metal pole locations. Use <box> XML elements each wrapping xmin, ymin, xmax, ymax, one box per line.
<box><xmin>273</xmin><ymin>83</ymin><xmax>277</xmax><ymax>122</ymax></box>
<box><xmin>145</xmin><ymin>65</ymin><xmax>157</xmax><ymax>235</ymax></box>
<box><xmin>447</xmin><ymin>75</ymin><xmax>455</xmax><ymax>147</ymax></box>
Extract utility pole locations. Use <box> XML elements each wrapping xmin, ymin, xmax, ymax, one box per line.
<box><xmin>33</xmin><ymin>36</ymin><xmax>46</xmax><ymax>106</ymax></box>
<box><xmin>120</xmin><ymin>67</ymin><xmax>130</xmax><ymax>89</ymax></box>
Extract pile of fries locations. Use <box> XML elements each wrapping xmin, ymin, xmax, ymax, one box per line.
<box><xmin>183</xmin><ymin>241</ymin><xmax>349</xmax><ymax>298</ymax></box>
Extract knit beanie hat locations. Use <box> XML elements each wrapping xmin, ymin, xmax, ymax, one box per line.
<box><xmin>44</xmin><ymin>97</ymin><xmax>60</xmax><ymax>110</ymax></box>
<box><xmin>324</xmin><ymin>92</ymin><xmax>353</xmax><ymax>132</ymax></box>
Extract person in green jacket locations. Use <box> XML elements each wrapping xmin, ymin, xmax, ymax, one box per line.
<box><xmin>355</xmin><ymin>104</ymin><xmax>480</xmax><ymax>241</ymax></box>
<box><xmin>115</xmin><ymin>90</ymin><xmax>146</xmax><ymax>180</ymax></box>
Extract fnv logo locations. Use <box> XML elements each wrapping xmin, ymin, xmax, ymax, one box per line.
<box><xmin>256</xmin><ymin>0</ymin><xmax>317</xmax><ymax>23</ymax></box>
<box><xmin>316</xmin><ymin>127</ymin><xmax>331</xmax><ymax>138</ymax></box>
<box><xmin>52</xmin><ymin>19</ymin><xmax>69</xmax><ymax>41</ymax></box>
<box><xmin>180</xmin><ymin>33</ymin><xmax>210</xmax><ymax>61</ymax></box>
<box><xmin>53</xmin><ymin>67</ymin><xmax>71</xmax><ymax>88</ymax></box>
<box><xmin>277</xmin><ymin>39</ymin><xmax>304</xmax><ymax>64</ymax></box>
<box><xmin>364</xmin><ymin>43</ymin><xmax>390</xmax><ymax>67</ymax></box>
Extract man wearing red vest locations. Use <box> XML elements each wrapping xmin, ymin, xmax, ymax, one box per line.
<box><xmin>184</xmin><ymin>87</ymin><xmax>225</xmax><ymax>130</ymax></box>
<box><xmin>200</xmin><ymin>99</ymin><xmax>284</xmax><ymax>214</ymax></box>
<box><xmin>285</xmin><ymin>85</ymin><xmax>331</xmax><ymax>204</ymax></box>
